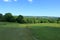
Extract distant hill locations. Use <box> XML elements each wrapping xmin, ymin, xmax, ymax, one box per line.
<box><xmin>24</xmin><ymin>16</ymin><xmax>58</xmax><ymax>19</ymax></box>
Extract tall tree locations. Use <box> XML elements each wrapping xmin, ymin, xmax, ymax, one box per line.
<box><xmin>0</xmin><ymin>13</ymin><xmax>3</xmax><ymax>21</ymax></box>
<box><xmin>16</xmin><ymin>15</ymin><xmax>24</xmax><ymax>23</ymax></box>
<box><xmin>4</xmin><ymin>13</ymin><xmax>16</xmax><ymax>22</ymax></box>
<box><xmin>57</xmin><ymin>17</ymin><xmax>60</xmax><ymax>23</ymax></box>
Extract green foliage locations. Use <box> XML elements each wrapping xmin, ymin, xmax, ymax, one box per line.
<box><xmin>16</xmin><ymin>15</ymin><xmax>24</xmax><ymax>23</ymax></box>
<box><xmin>57</xmin><ymin>17</ymin><xmax>60</xmax><ymax>23</ymax></box>
<box><xmin>4</xmin><ymin>13</ymin><xmax>16</xmax><ymax>22</ymax></box>
<box><xmin>0</xmin><ymin>13</ymin><xmax>3</xmax><ymax>18</ymax></box>
<box><xmin>0</xmin><ymin>13</ymin><xmax>59</xmax><ymax>23</ymax></box>
<box><xmin>0</xmin><ymin>13</ymin><xmax>3</xmax><ymax>21</ymax></box>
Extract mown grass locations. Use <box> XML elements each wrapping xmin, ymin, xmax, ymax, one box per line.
<box><xmin>30</xmin><ymin>26</ymin><xmax>60</xmax><ymax>40</ymax></box>
<box><xmin>0</xmin><ymin>22</ymin><xmax>60</xmax><ymax>40</ymax></box>
<box><xmin>0</xmin><ymin>22</ymin><xmax>60</xmax><ymax>27</ymax></box>
<box><xmin>19</xmin><ymin>23</ymin><xmax>60</xmax><ymax>28</ymax></box>
<box><xmin>0</xmin><ymin>27</ymin><xmax>34</xmax><ymax>40</ymax></box>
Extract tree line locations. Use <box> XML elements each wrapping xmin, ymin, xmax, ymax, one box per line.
<box><xmin>0</xmin><ymin>13</ymin><xmax>60</xmax><ymax>23</ymax></box>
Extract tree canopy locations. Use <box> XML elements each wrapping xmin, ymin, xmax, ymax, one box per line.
<box><xmin>0</xmin><ymin>13</ymin><xmax>60</xmax><ymax>24</ymax></box>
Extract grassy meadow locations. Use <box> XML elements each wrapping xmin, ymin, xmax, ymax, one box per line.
<box><xmin>0</xmin><ymin>22</ymin><xmax>60</xmax><ymax>40</ymax></box>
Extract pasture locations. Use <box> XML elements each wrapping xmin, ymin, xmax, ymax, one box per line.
<box><xmin>0</xmin><ymin>22</ymin><xmax>60</xmax><ymax>40</ymax></box>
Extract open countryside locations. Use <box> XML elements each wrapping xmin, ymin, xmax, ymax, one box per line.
<box><xmin>0</xmin><ymin>0</ymin><xmax>60</xmax><ymax>40</ymax></box>
<box><xmin>0</xmin><ymin>22</ymin><xmax>60</xmax><ymax>40</ymax></box>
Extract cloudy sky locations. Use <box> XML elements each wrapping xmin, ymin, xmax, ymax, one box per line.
<box><xmin>0</xmin><ymin>0</ymin><xmax>60</xmax><ymax>17</ymax></box>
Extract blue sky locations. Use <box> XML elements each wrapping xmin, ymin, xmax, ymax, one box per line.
<box><xmin>0</xmin><ymin>0</ymin><xmax>60</xmax><ymax>17</ymax></box>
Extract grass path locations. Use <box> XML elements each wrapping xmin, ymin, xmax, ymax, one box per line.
<box><xmin>0</xmin><ymin>28</ymin><xmax>35</xmax><ymax>40</ymax></box>
<box><xmin>17</xmin><ymin>28</ymin><xmax>34</xmax><ymax>40</ymax></box>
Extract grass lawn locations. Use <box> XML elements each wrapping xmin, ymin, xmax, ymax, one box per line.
<box><xmin>30</xmin><ymin>26</ymin><xmax>60</xmax><ymax>40</ymax></box>
<box><xmin>0</xmin><ymin>22</ymin><xmax>60</xmax><ymax>40</ymax></box>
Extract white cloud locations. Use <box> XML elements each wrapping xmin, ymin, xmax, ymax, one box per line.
<box><xmin>3</xmin><ymin>0</ymin><xmax>11</xmax><ymax>2</ymax></box>
<box><xmin>3</xmin><ymin>0</ymin><xmax>32</xmax><ymax>2</ymax></box>
<box><xmin>3</xmin><ymin>0</ymin><xmax>9</xmax><ymax>2</ymax></box>
<box><xmin>28</xmin><ymin>0</ymin><xmax>32</xmax><ymax>3</ymax></box>
<box><xmin>3</xmin><ymin>0</ymin><xmax>17</xmax><ymax>2</ymax></box>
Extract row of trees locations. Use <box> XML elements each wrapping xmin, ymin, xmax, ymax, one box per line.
<box><xmin>0</xmin><ymin>13</ymin><xmax>24</xmax><ymax>23</ymax></box>
<box><xmin>0</xmin><ymin>13</ymin><xmax>60</xmax><ymax>23</ymax></box>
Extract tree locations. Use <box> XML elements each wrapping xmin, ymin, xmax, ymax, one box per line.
<box><xmin>0</xmin><ymin>13</ymin><xmax>3</xmax><ymax>21</ymax></box>
<box><xmin>16</xmin><ymin>15</ymin><xmax>24</xmax><ymax>23</ymax></box>
<box><xmin>0</xmin><ymin>13</ymin><xmax>3</xmax><ymax>18</ymax></box>
<box><xmin>57</xmin><ymin>17</ymin><xmax>60</xmax><ymax>23</ymax></box>
<box><xmin>4</xmin><ymin>13</ymin><xmax>16</xmax><ymax>22</ymax></box>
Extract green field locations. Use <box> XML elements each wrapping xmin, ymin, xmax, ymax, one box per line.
<box><xmin>0</xmin><ymin>22</ymin><xmax>60</xmax><ymax>40</ymax></box>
